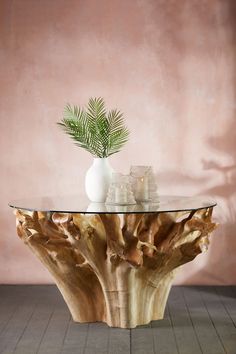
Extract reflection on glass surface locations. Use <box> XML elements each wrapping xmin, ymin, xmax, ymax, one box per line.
<box><xmin>86</xmin><ymin>202</ymin><xmax>107</xmax><ymax>213</ymax></box>
<box><xmin>8</xmin><ymin>195</ymin><xmax>217</xmax><ymax>214</ymax></box>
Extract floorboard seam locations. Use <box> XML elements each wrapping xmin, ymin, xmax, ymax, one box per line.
<box><xmin>35</xmin><ymin>305</ymin><xmax>55</xmax><ymax>354</ymax></box>
<box><xmin>59</xmin><ymin>315</ymin><xmax>72</xmax><ymax>353</ymax></box>
<box><xmin>166</xmin><ymin>302</ymin><xmax>180</xmax><ymax>354</ymax></box>
<box><xmin>214</xmin><ymin>286</ymin><xmax>236</xmax><ymax>329</ymax></box>
<box><xmin>129</xmin><ymin>328</ymin><xmax>131</xmax><ymax>354</ymax></box>
<box><xmin>181</xmin><ymin>287</ymin><xmax>204</xmax><ymax>354</ymax></box>
<box><xmin>13</xmin><ymin>301</ymin><xmax>38</xmax><ymax>353</ymax></box>
<box><xmin>199</xmin><ymin>288</ymin><xmax>227</xmax><ymax>354</ymax></box>
<box><xmin>82</xmin><ymin>323</ymin><xmax>89</xmax><ymax>354</ymax></box>
<box><xmin>0</xmin><ymin>304</ymin><xmax>18</xmax><ymax>337</ymax></box>
<box><xmin>107</xmin><ymin>324</ymin><xmax>110</xmax><ymax>354</ymax></box>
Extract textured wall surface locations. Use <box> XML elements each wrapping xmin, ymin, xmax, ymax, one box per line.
<box><xmin>0</xmin><ymin>0</ymin><xmax>235</xmax><ymax>284</ymax></box>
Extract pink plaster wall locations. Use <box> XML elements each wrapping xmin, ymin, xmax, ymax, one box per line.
<box><xmin>0</xmin><ymin>0</ymin><xmax>236</xmax><ymax>284</ymax></box>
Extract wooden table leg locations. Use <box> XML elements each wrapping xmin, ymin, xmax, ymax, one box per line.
<box><xmin>15</xmin><ymin>208</ymin><xmax>216</xmax><ymax>328</ymax></box>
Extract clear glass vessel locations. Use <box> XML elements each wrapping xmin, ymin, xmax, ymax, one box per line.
<box><xmin>130</xmin><ymin>165</ymin><xmax>159</xmax><ymax>203</ymax></box>
<box><xmin>105</xmin><ymin>173</ymin><xmax>136</xmax><ymax>205</ymax></box>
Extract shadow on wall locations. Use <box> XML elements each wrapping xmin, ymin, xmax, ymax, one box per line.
<box><xmin>186</xmin><ymin>0</ymin><xmax>236</xmax><ymax>285</ymax></box>
<box><xmin>158</xmin><ymin>117</ymin><xmax>236</xmax><ymax>285</ymax></box>
<box><xmin>159</xmin><ymin>0</ymin><xmax>236</xmax><ymax>285</ymax></box>
<box><xmin>196</xmin><ymin>118</ymin><xmax>236</xmax><ymax>284</ymax></box>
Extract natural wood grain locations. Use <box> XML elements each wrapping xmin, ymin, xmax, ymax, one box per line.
<box><xmin>14</xmin><ymin>208</ymin><xmax>216</xmax><ymax>328</ymax></box>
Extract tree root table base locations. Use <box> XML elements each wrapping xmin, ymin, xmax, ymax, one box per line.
<box><xmin>15</xmin><ymin>208</ymin><xmax>216</xmax><ymax>328</ymax></box>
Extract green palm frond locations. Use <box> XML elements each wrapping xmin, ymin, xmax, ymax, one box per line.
<box><xmin>107</xmin><ymin>109</ymin><xmax>129</xmax><ymax>156</ymax></box>
<box><xmin>57</xmin><ymin>97</ymin><xmax>130</xmax><ymax>158</ymax></box>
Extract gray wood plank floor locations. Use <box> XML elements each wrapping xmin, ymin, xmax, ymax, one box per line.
<box><xmin>0</xmin><ymin>285</ymin><xmax>235</xmax><ymax>354</ymax></box>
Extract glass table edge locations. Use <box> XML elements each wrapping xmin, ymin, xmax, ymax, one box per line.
<box><xmin>8</xmin><ymin>202</ymin><xmax>217</xmax><ymax>215</ymax></box>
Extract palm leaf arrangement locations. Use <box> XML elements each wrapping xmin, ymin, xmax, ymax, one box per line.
<box><xmin>58</xmin><ymin>97</ymin><xmax>130</xmax><ymax>158</ymax></box>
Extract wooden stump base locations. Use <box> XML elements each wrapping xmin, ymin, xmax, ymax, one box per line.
<box><xmin>15</xmin><ymin>208</ymin><xmax>216</xmax><ymax>328</ymax></box>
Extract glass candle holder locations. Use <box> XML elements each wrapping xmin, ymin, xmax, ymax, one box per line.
<box><xmin>105</xmin><ymin>173</ymin><xmax>136</xmax><ymax>205</ymax></box>
<box><xmin>130</xmin><ymin>166</ymin><xmax>159</xmax><ymax>203</ymax></box>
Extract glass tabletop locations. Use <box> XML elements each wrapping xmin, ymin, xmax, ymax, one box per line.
<box><xmin>9</xmin><ymin>195</ymin><xmax>217</xmax><ymax>214</ymax></box>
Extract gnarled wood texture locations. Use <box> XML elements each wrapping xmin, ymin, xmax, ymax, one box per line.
<box><xmin>15</xmin><ymin>208</ymin><xmax>216</xmax><ymax>328</ymax></box>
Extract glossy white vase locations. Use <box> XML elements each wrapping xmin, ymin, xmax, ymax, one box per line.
<box><xmin>85</xmin><ymin>158</ymin><xmax>114</xmax><ymax>203</ymax></box>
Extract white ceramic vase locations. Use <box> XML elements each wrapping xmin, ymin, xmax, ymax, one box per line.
<box><xmin>85</xmin><ymin>158</ymin><xmax>114</xmax><ymax>203</ymax></box>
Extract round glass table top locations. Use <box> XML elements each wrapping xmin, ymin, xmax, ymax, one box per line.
<box><xmin>9</xmin><ymin>195</ymin><xmax>217</xmax><ymax>214</ymax></box>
